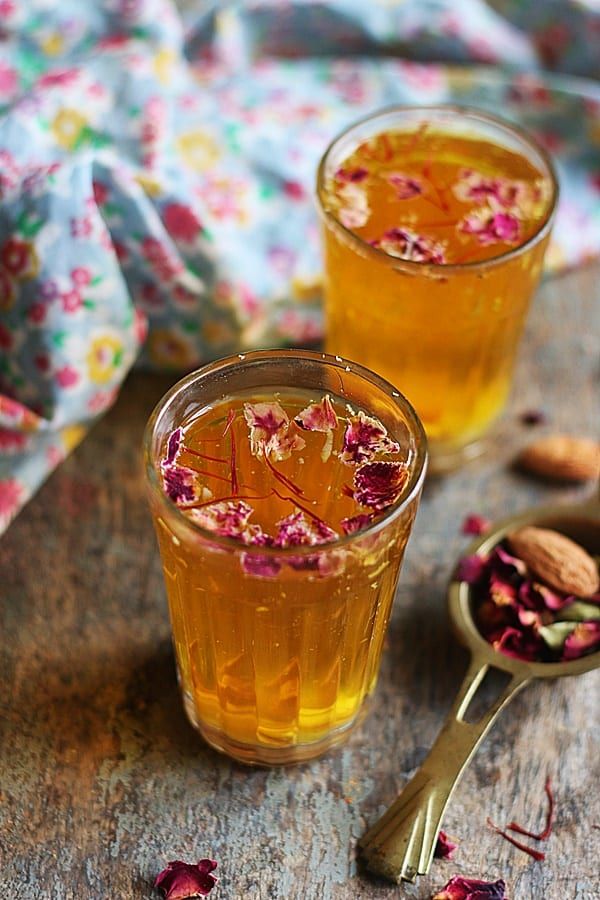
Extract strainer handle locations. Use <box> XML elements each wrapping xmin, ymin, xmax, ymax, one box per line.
<box><xmin>358</xmin><ymin>658</ymin><xmax>530</xmax><ymax>884</ymax></box>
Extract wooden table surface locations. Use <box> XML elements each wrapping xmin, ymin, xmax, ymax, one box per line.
<box><xmin>1</xmin><ymin>263</ymin><xmax>599</xmax><ymax>900</ymax></box>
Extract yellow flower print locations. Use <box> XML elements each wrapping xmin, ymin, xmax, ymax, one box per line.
<box><xmin>51</xmin><ymin>108</ymin><xmax>88</xmax><ymax>150</ymax></box>
<box><xmin>147</xmin><ymin>329</ymin><xmax>196</xmax><ymax>369</ymax></box>
<box><xmin>61</xmin><ymin>424</ymin><xmax>87</xmax><ymax>452</ymax></box>
<box><xmin>135</xmin><ymin>172</ymin><xmax>163</xmax><ymax>197</ymax></box>
<box><xmin>176</xmin><ymin>130</ymin><xmax>220</xmax><ymax>173</ymax></box>
<box><xmin>86</xmin><ymin>335</ymin><xmax>124</xmax><ymax>384</ymax></box>
<box><xmin>154</xmin><ymin>48</ymin><xmax>176</xmax><ymax>85</ymax></box>
<box><xmin>40</xmin><ymin>32</ymin><xmax>65</xmax><ymax>56</ymax></box>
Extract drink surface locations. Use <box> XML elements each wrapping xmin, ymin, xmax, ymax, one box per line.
<box><xmin>321</xmin><ymin>125</ymin><xmax>550</xmax><ymax>265</ymax></box>
<box><xmin>152</xmin><ymin>388</ymin><xmax>418</xmax><ymax>761</ymax></box>
<box><xmin>319</xmin><ymin>120</ymin><xmax>554</xmax><ymax>464</ymax></box>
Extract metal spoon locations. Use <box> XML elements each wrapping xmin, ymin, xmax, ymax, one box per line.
<box><xmin>358</xmin><ymin>501</ymin><xmax>600</xmax><ymax>884</ymax></box>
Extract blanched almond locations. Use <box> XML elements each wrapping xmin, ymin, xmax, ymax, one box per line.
<box><xmin>517</xmin><ymin>434</ymin><xmax>599</xmax><ymax>483</ymax></box>
<box><xmin>508</xmin><ymin>526</ymin><xmax>599</xmax><ymax>597</ymax></box>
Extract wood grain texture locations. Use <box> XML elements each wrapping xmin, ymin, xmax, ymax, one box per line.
<box><xmin>1</xmin><ymin>263</ymin><xmax>599</xmax><ymax>900</ymax></box>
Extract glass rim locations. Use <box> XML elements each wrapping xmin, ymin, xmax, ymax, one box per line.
<box><xmin>315</xmin><ymin>103</ymin><xmax>559</xmax><ymax>274</ymax></box>
<box><xmin>143</xmin><ymin>348</ymin><xmax>428</xmax><ymax>558</ymax></box>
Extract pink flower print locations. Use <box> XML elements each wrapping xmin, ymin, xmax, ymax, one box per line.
<box><xmin>61</xmin><ymin>289</ymin><xmax>83</xmax><ymax>313</ymax></box>
<box><xmin>0</xmin><ymin>428</ymin><xmax>28</xmax><ymax>453</ymax></box>
<box><xmin>0</xmin><ymin>61</ymin><xmax>18</xmax><ymax>98</ymax></box>
<box><xmin>55</xmin><ymin>365</ymin><xmax>80</xmax><ymax>388</ymax></box>
<box><xmin>140</xmin><ymin>236</ymin><xmax>183</xmax><ymax>280</ymax></box>
<box><xmin>70</xmin><ymin>216</ymin><xmax>93</xmax><ymax>238</ymax></box>
<box><xmin>113</xmin><ymin>240</ymin><xmax>128</xmax><ymax>262</ymax></box>
<box><xmin>460</xmin><ymin>210</ymin><xmax>521</xmax><ymax>246</ymax></box>
<box><xmin>283</xmin><ymin>180</ymin><xmax>304</xmax><ymax>200</ymax></box>
<box><xmin>27</xmin><ymin>302</ymin><xmax>47</xmax><ymax>324</ymax></box>
<box><xmin>133</xmin><ymin>307</ymin><xmax>148</xmax><ymax>345</ymax></box>
<box><xmin>34</xmin><ymin>353</ymin><xmax>50</xmax><ymax>372</ymax></box>
<box><xmin>0</xmin><ymin>477</ymin><xmax>23</xmax><ymax>528</ymax></box>
<box><xmin>0</xmin><ymin>324</ymin><xmax>12</xmax><ymax>349</ymax></box>
<box><xmin>162</xmin><ymin>203</ymin><xmax>203</xmax><ymax>242</ymax></box>
<box><xmin>0</xmin><ymin>1</ymin><xmax>16</xmax><ymax>17</ymax></box>
<box><xmin>71</xmin><ymin>266</ymin><xmax>92</xmax><ymax>286</ymax></box>
<box><xmin>1</xmin><ymin>237</ymin><xmax>37</xmax><ymax>279</ymax></box>
<box><xmin>37</xmin><ymin>68</ymin><xmax>80</xmax><ymax>89</ymax></box>
<box><xmin>0</xmin><ymin>269</ymin><xmax>16</xmax><ymax>310</ymax></box>
<box><xmin>40</xmin><ymin>278</ymin><xmax>60</xmax><ymax>300</ymax></box>
<box><xmin>93</xmin><ymin>180</ymin><xmax>109</xmax><ymax>205</ymax></box>
<box><xmin>87</xmin><ymin>389</ymin><xmax>118</xmax><ymax>414</ymax></box>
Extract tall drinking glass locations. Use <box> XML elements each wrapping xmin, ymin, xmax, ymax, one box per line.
<box><xmin>317</xmin><ymin>106</ymin><xmax>558</xmax><ymax>473</ymax></box>
<box><xmin>144</xmin><ymin>350</ymin><xmax>427</xmax><ymax>765</ymax></box>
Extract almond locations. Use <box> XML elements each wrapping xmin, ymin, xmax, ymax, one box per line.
<box><xmin>508</xmin><ymin>526</ymin><xmax>599</xmax><ymax>597</ymax></box>
<box><xmin>517</xmin><ymin>434</ymin><xmax>600</xmax><ymax>482</ymax></box>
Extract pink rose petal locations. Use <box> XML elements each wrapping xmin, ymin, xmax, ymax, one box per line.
<box><xmin>190</xmin><ymin>499</ymin><xmax>253</xmax><ymax>538</ymax></box>
<box><xmin>432</xmin><ymin>875</ymin><xmax>507</xmax><ymax>900</ymax></box>
<box><xmin>462</xmin><ymin>514</ymin><xmax>491</xmax><ymax>536</ymax></box>
<box><xmin>434</xmin><ymin>831</ymin><xmax>458</xmax><ymax>860</ymax></box>
<box><xmin>562</xmin><ymin>622</ymin><xmax>600</xmax><ymax>660</ymax></box>
<box><xmin>161</xmin><ymin>464</ymin><xmax>198</xmax><ymax>504</ymax></box>
<box><xmin>353</xmin><ymin>461</ymin><xmax>408</xmax><ymax>511</ymax></box>
<box><xmin>243</xmin><ymin>401</ymin><xmax>305</xmax><ymax>461</ymax></box>
<box><xmin>371</xmin><ymin>227</ymin><xmax>446</xmax><ymax>263</ymax></box>
<box><xmin>459</xmin><ymin>210</ymin><xmax>521</xmax><ymax>245</ymax></box>
<box><xmin>154</xmin><ymin>859</ymin><xmax>218</xmax><ymax>899</ymax></box>
<box><xmin>294</xmin><ymin>394</ymin><xmax>338</xmax><ymax>432</ymax></box>
<box><xmin>341</xmin><ymin>411</ymin><xmax>400</xmax><ymax>465</ymax></box>
<box><xmin>387</xmin><ymin>172</ymin><xmax>423</xmax><ymax>199</ymax></box>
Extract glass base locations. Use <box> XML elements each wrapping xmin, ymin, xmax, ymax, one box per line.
<box><xmin>183</xmin><ymin>692</ymin><xmax>370</xmax><ymax>766</ymax></box>
<box><xmin>427</xmin><ymin>435</ymin><xmax>488</xmax><ymax>476</ymax></box>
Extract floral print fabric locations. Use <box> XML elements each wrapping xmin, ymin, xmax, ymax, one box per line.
<box><xmin>0</xmin><ymin>0</ymin><xmax>599</xmax><ymax>533</ymax></box>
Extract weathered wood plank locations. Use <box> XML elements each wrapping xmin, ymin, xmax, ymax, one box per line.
<box><xmin>0</xmin><ymin>263</ymin><xmax>599</xmax><ymax>899</ymax></box>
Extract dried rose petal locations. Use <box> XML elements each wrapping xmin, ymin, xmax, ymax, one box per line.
<box><xmin>454</xmin><ymin>169</ymin><xmax>520</xmax><ymax>208</ymax></box>
<box><xmin>456</xmin><ymin>554</ymin><xmax>488</xmax><ymax>585</ymax></box>
<box><xmin>274</xmin><ymin>511</ymin><xmax>338</xmax><ymax>548</ymax></box>
<box><xmin>387</xmin><ymin>172</ymin><xmax>422</xmax><ymax>199</ymax></box>
<box><xmin>341</xmin><ymin>512</ymin><xmax>375</xmax><ymax>535</ymax></box>
<box><xmin>353</xmin><ymin>461</ymin><xmax>408</xmax><ymax>511</ymax></box>
<box><xmin>341</xmin><ymin>411</ymin><xmax>400</xmax><ymax>465</ymax></box>
<box><xmin>243</xmin><ymin>401</ymin><xmax>305</xmax><ymax>461</ymax></box>
<box><xmin>294</xmin><ymin>394</ymin><xmax>338</xmax><ymax>433</ymax></box>
<box><xmin>190</xmin><ymin>499</ymin><xmax>253</xmax><ymax>538</ymax></box>
<box><xmin>489</xmin><ymin>574</ymin><xmax>518</xmax><ymax>607</ymax></box>
<box><xmin>562</xmin><ymin>621</ymin><xmax>600</xmax><ymax>660</ymax></box>
<box><xmin>491</xmin><ymin>625</ymin><xmax>543</xmax><ymax>661</ymax></box>
<box><xmin>434</xmin><ymin>831</ymin><xmax>458</xmax><ymax>860</ymax></box>
<box><xmin>432</xmin><ymin>874</ymin><xmax>507</xmax><ymax>900</ymax></box>
<box><xmin>337</xmin><ymin>183</ymin><xmax>370</xmax><ymax>229</ymax></box>
<box><xmin>371</xmin><ymin>227</ymin><xmax>446</xmax><ymax>264</ymax></box>
<box><xmin>462</xmin><ymin>514</ymin><xmax>491</xmax><ymax>536</ymax></box>
<box><xmin>165</xmin><ymin>427</ymin><xmax>184</xmax><ymax>465</ymax></box>
<box><xmin>492</xmin><ymin>545</ymin><xmax>527</xmax><ymax>577</ymax></box>
<box><xmin>161</xmin><ymin>464</ymin><xmax>198</xmax><ymax>504</ymax></box>
<box><xmin>335</xmin><ymin>166</ymin><xmax>368</xmax><ymax>183</ymax></box>
<box><xmin>459</xmin><ymin>210</ymin><xmax>521</xmax><ymax>245</ymax></box>
<box><xmin>154</xmin><ymin>859</ymin><xmax>218</xmax><ymax>899</ymax></box>
<box><xmin>241</xmin><ymin>551</ymin><xmax>281</xmax><ymax>578</ymax></box>
<box><xmin>518</xmin><ymin>580</ymin><xmax>571</xmax><ymax>612</ymax></box>
<box><xmin>520</xmin><ymin>409</ymin><xmax>547</xmax><ymax>427</ymax></box>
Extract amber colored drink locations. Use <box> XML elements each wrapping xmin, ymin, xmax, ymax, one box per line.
<box><xmin>317</xmin><ymin>106</ymin><xmax>557</xmax><ymax>471</ymax></box>
<box><xmin>144</xmin><ymin>351</ymin><xmax>426</xmax><ymax>764</ymax></box>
